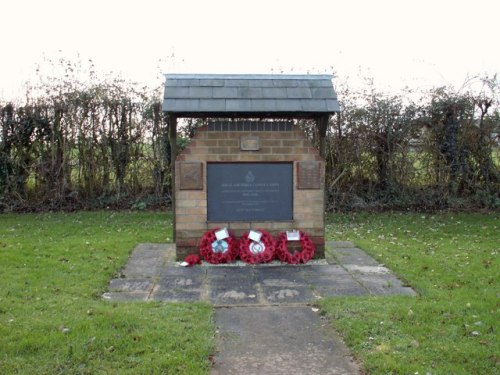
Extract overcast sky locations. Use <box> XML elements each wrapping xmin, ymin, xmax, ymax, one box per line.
<box><xmin>1</xmin><ymin>0</ymin><xmax>499</xmax><ymax>99</ymax></box>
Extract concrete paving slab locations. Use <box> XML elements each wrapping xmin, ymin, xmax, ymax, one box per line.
<box><xmin>255</xmin><ymin>271</ymin><xmax>308</xmax><ymax>287</ymax></box>
<box><xmin>121</xmin><ymin>251</ymin><xmax>162</xmax><ymax>278</ymax></box>
<box><xmin>343</xmin><ymin>265</ymin><xmax>391</xmax><ymax>274</ymax></box>
<box><xmin>304</xmin><ymin>273</ymin><xmax>359</xmax><ymax>287</ymax></box>
<box><xmin>108</xmin><ymin>279</ymin><xmax>153</xmax><ymax>292</ymax></box>
<box><xmin>119</xmin><ymin>265</ymin><xmax>157</xmax><ymax>278</ymax></box>
<box><xmin>314</xmin><ymin>285</ymin><xmax>368</xmax><ymax>297</ymax></box>
<box><xmin>209</xmin><ymin>277</ymin><xmax>257</xmax><ymax>292</ymax></box>
<box><xmin>301</xmin><ymin>265</ymin><xmax>351</xmax><ymax>276</ymax></box>
<box><xmin>208</xmin><ymin>270</ymin><xmax>260</xmax><ymax>305</ymax></box>
<box><xmin>207</xmin><ymin>269</ymin><xmax>251</xmax><ymax>280</ymax></box>
<box><xmin>208</xmin><ymin>268</ymin><xmax>255</xmax><ymax>281</ymax></box>
<box><xmin>119</xmin><ymin>247</ymin><xmax>164</xmax><ymax>278</ymax></box>
<box><xmin>158</xmin><ymin>275</ymin><xmax>203</xmax><ymax>290</ymax></box>
<box><xmin>355</xmin><ymin>274</ymin><xmax>417</xmax><ymax>296</ymax></box>
<box><xmin>328</xmin><ymin>241</ymin><xmax>355</xmax><ymax>248</ymax></box>
<box><xmin>211</xmin><ymin>306</ymin><xmax>361</xmax><ymax>375</ymax></box>
<box><xmin>159</xmin><ymin>266</ymin><xmax>206</xmax><ymax>277</ymax></box>
<box><xmin>152</xmin><ymin>289</ymin><xmax>202</xmax><ymax>302</ymax></box>
<box><xmin>262</xmin><ymin>286</ymin><xmax>314</xmax><ymax>304</ymax></box>
<box><xmin>210</xmin><ymin>288</ymin><xmax>260</xmax><ymax>306</ymax></box>
<box><xmin>253</xmin><ymin>266</ymin><xmax>305</xmax><ymax>281</ymax></box>
<box><xmin>304</xmin><ymin>272</ymin><xmax>368</xmax><ymax>296</ymax></box>
<box><xmin>259</xmin><ymin>277</ymin><xmax>304</xmax><ymax>288</ymax></box>
<box><xmin>102</xmin><ymin>291</ymin><xmax>149</xmax><ymax>301</ymax></box>
<box><xmin>330</xmin><ymin>248</ymin><xmax>381</xmax><ymax>267</ymax></box>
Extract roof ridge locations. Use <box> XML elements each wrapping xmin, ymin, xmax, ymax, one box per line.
<box><xmin>165</xmin><ymin>73</ymin><xmax>333</xmax><ymax>80</ymax></box>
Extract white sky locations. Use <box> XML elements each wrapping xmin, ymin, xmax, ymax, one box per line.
<box><xmin>1</xmin><ymin>0</ymin><xmax>499</xmax><ymax>100</ymax></box>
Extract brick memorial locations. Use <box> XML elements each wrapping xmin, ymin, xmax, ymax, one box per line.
<box><xmin>162</xmin><ymin>74</ymin><xmax>339</xmax><ymax>260</ymax></box>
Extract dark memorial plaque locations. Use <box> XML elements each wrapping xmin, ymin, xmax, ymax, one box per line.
<box><xmin>179</xmin><ymin>162</ymin><xmax>203</xmax><ymax>190</ymax></box>
<box><xmin>207</xmin><ymin>163</ymin><xmax>293</xmax><ymax>221</ymax></box>
<box><xmin>297</xmin><ymin>161</ymin><xmax>321</xmax><ymax>189</ymax></box>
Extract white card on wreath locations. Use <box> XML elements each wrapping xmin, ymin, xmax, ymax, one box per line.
<box><xmin>286</xmin><ymin>230</ymin><xmax>300</xmax><ymax>241</ymax></box>
<box><xmin>248</xmin><ymin>230</ymin><xmax>262</xmax><ymax>242</ymax></box>
<box><xmin>215</xmin><ymin>228</ymin><xmax>229</xmax><ymax>240</ymax></box>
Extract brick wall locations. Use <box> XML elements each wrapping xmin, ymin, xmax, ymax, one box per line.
<box><xmin>175</xmin><ymin>123</ymin><xmax>325</xmax><ymax>260</ymax></box>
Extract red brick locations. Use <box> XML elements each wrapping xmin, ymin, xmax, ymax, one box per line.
<box><xmin>176</xmin><ymin>238</ymin><xmax>199</xmax><ymax>247</ymax></box>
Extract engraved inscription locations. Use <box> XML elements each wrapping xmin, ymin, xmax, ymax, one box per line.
<box><xmin>179</xmin><ymin>162</ymin><xmax>203</xmax><ymax>190</ymax></box>
<box><xmin>207</xmin><ymin>163</ymin><xmax>292</xmax><ymax>221</ymax></box>
<box><xmin>297</xmin><ymin>161</ymin><xmax>321</xmax><ymax>189</ymax></box>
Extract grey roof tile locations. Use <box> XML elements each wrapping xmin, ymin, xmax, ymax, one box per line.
<box><xmin>250</xmin><ymin>99</ymin><xmax>277</xmax><ymax>112</ymax></box>
<box><xmin>275</xmin><ymin>99</ymin><xmax>303</xmax><ymax>111</ymax></box>
<box><xmin>188</xmin><ymin>87</ymin><xmax>212</xmax><ymax>98</ymax></box>
<box><xmin>262</xmin><ymin>87</ymin><xmax>288</xmax><ymax>98</ymax></box>
<box><xmin>162</xmin><ymin>99</ymin><xmax>176</xmax><ymax>112</ymax></box>
<box><xmin>163</xmin><ymin>99</ymin><xmax>200</xmax><ymax>112</ymax></box>
<box><xmin>199</xmin><ymin>79</ymin><xmax>225</xmax><ymax>87</ymax></box>
<box><xmin>311</xmin><ymin>87</ymin><xmax>336</xmax><ymax>99</ymax></box>
<box><xmin>163</xmin><ymin>74</ymin><xmax>338</xmax><ymax>114</ymax></box>
<box><xmin>287</xmin><ymin>87</ymin><xmax>313</xmax><ymax>99</ymax></box>
<box><xmin>326</xmin><ymin>100</ymin><xmax>340</xmax><ymax>112</ymax></box>
<box><xmin>248</xmin><ymin>79</ymin><xmax>275</xmax><ymax>87</ymax></box>
<box><xmin>166</xmin><ymin>78</ymin><xmax>199</xmax><ymax>87</ymax></box>
<box><xmin>273</xmin><ymin>79</ymin><xmax>298</xmax><ymax>88</ymax></box>
<box><xmin>301</xmin><ymin>99</ymin><xmax>327</xmax><ymax>112</ymax></box>
<box><xmin>199</xmin><ymin>99</ymin><xmax>225</xmax><ymax>112</ymax></box>
<box><xmin>164</xmin><ymin>86</ymin><xmax>189</xmax><ymax>98</ymax></box>
<box><xmin>295</xmin><ymin>80</ymin><xmax>311</xmax><ymax>88</ymax></box>
<box><xmin>308</xmin><ymin>80</ymin><xmax>332</xmax><ymax>88</ymax></box>
<box><xmin>237</xmin><ymin>87</ymin><xmax>263</xmax><ymax>99</ymax></box>
<box><xmin>225</xmin><ymin>79</ymin><xmax>250</xmax><ymax>87</ymax></box>
<box><xmin>226</xmin><ymin>99</ymin><xmax>252</xmax><ymax>112</ymax></box>
<box><xmin>213</xmin><ymin>87</ymin><xmax>238</xmax><ymax>98</ymax></box>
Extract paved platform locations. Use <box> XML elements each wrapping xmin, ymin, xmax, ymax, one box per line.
<box><xmin>103</xmin><ymin>241</ymin><xmax>416</xmax><ymax>375</ymax></box>
<box><xmin>103</xmin><ymin>241</ymin><xmax>416</xmax><ymax>305</ymax></box>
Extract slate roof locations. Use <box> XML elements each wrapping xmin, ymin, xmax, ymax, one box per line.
<box><xmin>163</xmin><ymin>74</ymin><xmax>339</xmax><ymax>117</ymax></box>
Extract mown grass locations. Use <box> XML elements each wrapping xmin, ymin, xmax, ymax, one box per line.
<box><xmin>2</xmin><ymin>211</ymin><xmax>498</xmax><ymax>374</ymax></box>
<box><xmin>0</xmin><ymin>211</ymin><xmax>214</xmax><ymax>374</ymax></box>
<box><xmin>323</xmin><ymin>212</ymin><xmax>499</xmax><ymax>375</ymax></box>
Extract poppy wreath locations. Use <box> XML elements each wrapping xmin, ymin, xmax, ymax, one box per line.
<box><xmin>199</xmin><ymin>228</ymin><xmax>238</xmax><ymax>264</ymax></box>
<box><xmin>238</xmin><ymin>229</ymin><xmax>276</xmax><ymax>264</ymax></box>
<box><xmin>275</xmin><ymin>230</ymin><xmax>315</xmax><ymax>264</ymax></box>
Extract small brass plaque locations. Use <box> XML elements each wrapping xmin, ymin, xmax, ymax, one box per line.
<box><xmin>297</xmin><ymin>161</ymin><xmax>321</xmax><ymax>189</ymax></box>
<box><xmin>240</xmin><ymin>135</ymin><xmax>260</xmax><ymax>151</ymax></box>
<box><xmin>180</xmin><ymin>162</ymin><xmax>203</xmax><ymax>190</ymax></box>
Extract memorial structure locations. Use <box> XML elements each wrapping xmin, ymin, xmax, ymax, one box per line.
<box><xmin>162</xmin><ymin>74</ymin><xmax>339</xmax><ymax>260</ymax></box>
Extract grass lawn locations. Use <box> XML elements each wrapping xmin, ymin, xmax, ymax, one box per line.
<box><xmin>1</xmin><ymin>210</ymin><xmax>498</xmax><ymax>374</ymax></box>
<box><xmin>323</xmin><ymin>212</ymin><xmax>499</xmax><ymax>375</ymax></box>
<box><xmin>0</xmin><ymin>211</ymin><xmax>214</xmax><ymax>374</ymax></box>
